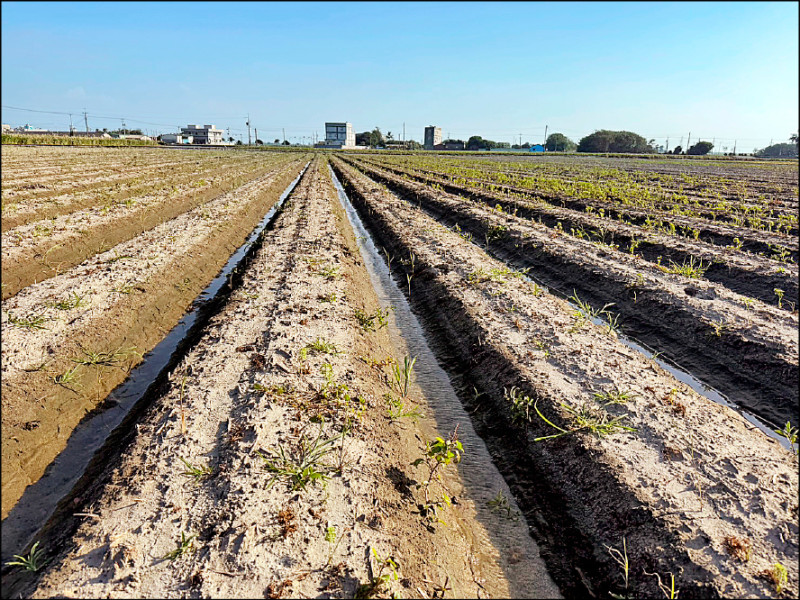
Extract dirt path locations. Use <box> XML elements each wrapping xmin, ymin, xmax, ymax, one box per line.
<box><xmin>1</xmin><ymin>159</ymin><xmax>305</xmax><ymax>518</ymax></box>
<box><xmin>333</xmin><ymin>156</ymin><xmax>798</xmax><ymax>599</ymax></box>
<box><xmin>4</xmin><ymin>157</ymin><xmax>559</xmax><ymax>599</ymax></box>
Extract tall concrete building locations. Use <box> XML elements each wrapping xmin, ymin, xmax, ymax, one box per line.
<box><xmin>424</xmin><ymin>126</ymin><xmax>442</xmax><ymax>150</ymax></box>
<box><xmin>324</xmin><ymin>122</ymin><xmax>355</xmax><ymax>148</ymax></box>
<box><xmin>180</xmin><ymin>124</ymin><xmax>224</xmax><ymax>145</ymax></box>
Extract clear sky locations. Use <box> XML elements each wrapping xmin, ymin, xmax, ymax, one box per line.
<box><xmin>2</xmin><ymin>1</ymin><xmax>797</xmax><ymax>151</ymax></box>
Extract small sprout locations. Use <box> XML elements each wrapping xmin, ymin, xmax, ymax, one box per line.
<box><xmin>487</xmin><ymin>490</ymin><xmax>519</xmax><ymax>522</ymax></box>
<box><xmin>162</xmin><ymin>531</ymin><xmax>197</xmax><ymax>561</ymax></box>
<box><xmin>391</xmin><ymin>356</ymin><xmax>417</xmax><ymax>399</ymax></box>
<box><xmin>605</xmin><ymin>536</ymin><xmax>629</xmax><ymax>591</ymax></box>
<box><xmin>775</xmin><ymin>421</ymin><xmax>798</xmax><ymax>455</ymax></box>
<box><xmin>774</xmin><ymin>288</ymin><xmax>785</xmax><ymax>309</ymax></box>
<box><xmin>594</xmin><ymin>388</ymin><xmax>635</xmax><ymax>405</ymax></box>
<box><xmin>7</xmin><ymin>311</ymin><xmax>48</xmax><ymax>330</ymax></box>
<box><xmin>761</xmin><ymin>562</ymin><xmax>788</xmax><ymax>596</ymax></box>
<box><xmin>54</xmin><ymin>365</ymin><xmax>81</xmax><ymax>387</ymax></box>
<box><xmin>5</xmin><ymin>540</ymin><xmax>48</xmax><ymax>572</ymax></box>
<box><xmin>179</xmin><ymin>457</ymin><xmax>213</xmax><ymax>483</ymax></box>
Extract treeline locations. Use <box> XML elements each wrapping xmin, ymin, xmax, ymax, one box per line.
<box><xmin>2</xmin><ymin>134</ymin><xmax>157</xmax><ymax>147</ymax></box>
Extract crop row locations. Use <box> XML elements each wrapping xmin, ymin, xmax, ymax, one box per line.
<box><xmin>331</xmin><ymin>157</ymin><xmax>798</xmax><ymax>599</ymax></box>
<box><xmin>361</xmin><ymin>154</ymin><xmax>798</xmax><ymax>234</ymax></box>
<box><xmin>0</xmin><ymin>155</ymin><xmax>307</xmax><ymax>518</ymax></box>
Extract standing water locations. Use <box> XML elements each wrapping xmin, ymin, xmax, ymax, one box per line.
<box><xmin>330</xmin><ymin>166</ymin><xmax>561</xmax><ymax>598</ymax></box>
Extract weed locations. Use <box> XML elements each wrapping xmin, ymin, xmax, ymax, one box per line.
<box><xmin>301</xmin><ymin>338</ymin><xmax>340</xmax><ymax>360</ymax></box>
<box><xmin>319</xmin><ymin>292</ymin><xmax>338</xmax><ymax>303</ymax></box>
<box><xmin>72</xmin><ymin>345</ymin><xmax>137</xmax><ymax>367</ymax></box>
<box><xmin>391</xmin><ymin>356</ymin><xmax>417</xmax><ymax>398</ymax></box>
<box><xmin>774</xmin><ymin>288</ymin><xmax>785</xmax><ymax>309</ymax></box>
<box><xmin>605</xmin><ymin>536</ymin><xmax>630</xmax><ymax>592</ymax></box>
<box><xmin>594</xmin><ymin>388</ymin><xmax>636</xmax><ymax>405</ymax></box>
<box><xmin>104</xmin><ymin>251</ymin><xmax>134</xmax><ymax>264</ymax></box>
<box><xmin>761</xmin><ymin>562</ymin><xmax>788</xmax><ymax>595</ymax></box>
<box><xmin>257</xmin><ymin>425</ymin><xmax>344</xmax><ymax>491</ymax></box>
<box><xmin>487</xmin><ymin>490</ymin><xmax>519</xmax><ymax>522</ymax></box>
<box><xmin>568</xmin><ymin>291</ymin><xmax>615</xmax><ymax>333</ymax></box>
<box><xmin>662</xmin><ymin>256</ymin><xmax>708</xmax><ymax>279</ymax></box>
<box><xmin>741</xmin><ymin>297</ymin><xmax>755</xmax><ymax>311</ymax></box>
<box><xmin>532</xmin><ymin>401</ymin><xmax>635</xmax><ymax>442</ymax></box>
<box><xmin>385</xmin><ymin>392</ymin><xmax>425</xmax><ymax>421</ymax></box>
<box><xmin>162</xmin><ymin>531</ymin><xmax>197</xmax><ymax>561</ymax></box>
<box><xmin>51</xmin><ymin>291</ymin><xmax>87</xmax><ymax>310</ymax></box>
<box><xmin>179</xmin><ymin>457</ymin><xmax>212</xmax><ymax>483</ymax></box>
<box><xmin>354</xmin><ymin>307</ymin><xmax>390</xmax><ymax>332</ymax></box>
<box><xmin>506</xmin><ymin>386</ymin><xmax>535</xmax><ymax>425</ymax></box>
<box><xmin>644</xmin><ymin>570</ymin><xmax>678</xmax><ymax>600</ymax></box>
<box><xmin>723</xmin><ymin>535</ymin><xmax>751</xmax><ymax>562</ymax></box>
<box><xmin>774</xmin><ymin>421</ymin><xmax>798</xmax><ymax>455</ymax></box>
<box><xmin>355</xmin><ymin>548</ymin><xmax>400</xmax><ymax>599</ymax></box>
<box><xmin>5</xmin><ymin>541</ymin><xmax>48</xmax><ymax>572</ymax></box>
<box><xmin>486</xmin><ymin>224</ymin><xmax>509</xmax><ymax>242</ymax></box>
<box><xmin>411</xmin><ymin>427</ymin><xmax>463</xmax><ymax>525</ymax></box>
<box><xmin>54</xmin><ymin>365</ymin><xmax>81</xmax><ymax>387</ymax></box>
<box><xmin>7</xmin><ymin>311</ymin><xmax>48</xmax><ymax>330</ymax></box>
<box><xmin>316</xmin><ymin>264</ymin><xmax>341</xmax><ymax>280</ymax></box>
<box><xmin>110</xmin><ymin>280</ymin><xmax>136</xmax><ymax>295</ymax></box>
<box><xmin>707</xmin><ymin>319</ymin><xmax>728</xmax><ymax>338</ymax></box>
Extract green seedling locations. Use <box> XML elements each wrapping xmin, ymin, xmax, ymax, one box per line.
<box><xmin>7</xmin><ymin>311</ymin><xmax>48</xmax><ymax>330</ymax></box>
<box><xmin>662</xmin><ymin>256</ymin><xmax>708</xmax><ymax>279</ymax></box>
<box><xmin>5</xmin><ymin>541</ymin><xmax>48</xmax><ymax>572</ymax></box>
<box><xmin>257</xmin><ymin>425</ymin><xmax>344</xmax><ymax>491</ymax></box>
<box><xmin>411</xmin><ymin>427</ymin><xmax>464</xmax><ymax>524</ymax></box>
<box><xmin>775</xmin><ymin>421</ymin><xmax>798</xmax><ymax>455</ymax></box>
<box><xmin>532</xmin><ymin>401</ymin><xmax>635</xmax><ymax>442</ymax></box>
<box><xmin>179</xmin><ymin>457</ymin><xmax>212</xmax><ymax>483</ymax></box>
<box><xmin>355</xmin><ymin>548</ymin><xmax>400</xmax><ymax>599</ymax></box>
<box><xmin>594</xmin><ymin>388</ymin><xmax>636</xmax><ymax>405</ymax></box>
<box><xmin>391</xmin><ymin>355</ymin><xmax>417</xmax><ymax>398</ymax></box>
<box><xmin>764</xmin><ymin>562</ymin><xmax>788</xmax><ymax>595</ymax></box>
<box><xmin>506</xmin><ymin>386</ymin><xmax>535</xmax><ymax>425</ymax></box>
<box><xmin>487</xmin><ymin>490</ymin><xmax>519</xmax><ymax>522</ymax></box>
<box><xmin>51</xmin><ymin>291</ymin><xmax>87</xmax><ymax>310</ymax></box>
<box><xmin>385</xmin><ymin>392</ymin><xmax>425</xmax><ymax>421</ymax></box>
<box><xmin>774</xmin><ymin>288</ymin><xmax>785</xmax><ymax>309</ymax></box>
<box><xmin>54</xmin><ymin>365</ymin><xmax>81</xmax><ymax>387</ymax></box>
<box><xmin>71</xmin><ymin>345</ymin><xmax>137</xmax><ymax>366</ymax></box>
<box><xmin>300</xmin><ymin>338</ymin><xmax>340</xmax><ymax>360</ymax></box>
<box><xmin>316</xmin><ymin>264</ymin><xmax>341</xmax><ymax>280</ymax></box>
<box><xmin>319</xmin><ymin>293</ymin><xmax>338</xmax><ymax>303</ymax></box>
<box><xmin>354</xmin><ymin>307</ymin><xmax>390</xmax><ymax>332</ymax></box>
<box><xmin>162</xmin><ymin>531</ymin><xmax>197</xmax><ymax>561</ymax></box>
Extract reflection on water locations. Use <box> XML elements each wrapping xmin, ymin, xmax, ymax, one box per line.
<box><xmin>330</xmin><ymin>165</ymin><xmax>560</xmax><ymax>598</ymax></box>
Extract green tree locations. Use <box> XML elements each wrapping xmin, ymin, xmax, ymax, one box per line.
<box><xmin>578</xmin><ymin>130</ymin><xmax>654</xmax><ymax>153</ymax></box>
<box><xmin>687</xmin><ymin>141</ymin><xmax>713</xmax><ymax>155</ymax></box>
<box><xmin>368</xmin><ymin>127</ymin><xmax>385</xmax><ymax>148</ymax></box>
<box><xmin>790</xmin><ymin>133</ymin><xmax>798</xmax><ymax>144</ymax></box>
<box><xmin>545</xmin><ymin>133</ymin><xmax>577</xmax><ymax>152</ymax></box>
<box><xmin>282</xmin><ymin>140</ymin><xmax>290</xmax><ymax>145</ymax></box>
<box><xmin>755</xmin><ymin>143</ymin><xmax>798</xmax><ymax>158</ymax></box>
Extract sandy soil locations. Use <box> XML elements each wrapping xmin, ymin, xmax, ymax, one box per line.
<box><xmin>340</xmin><ymin>158</ymin><xmax>798</xmax><ymax>427</ymax></box>
<box><xmin>1</xmin><ymin>158</ymin><xmax>305</xmax><ymax>518</ymax></box>
<box><xmin>5</xmin><ymin>158</ymin><xmax>559</xmax><ymax>599</ymax></box>
<box><xmin>333</xmin><ymin>156</ymin><xmax>798</xmax><ymax>599</ymax></box>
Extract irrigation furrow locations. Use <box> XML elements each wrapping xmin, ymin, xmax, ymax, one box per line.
<box><xmin>338</xmin><ymin>158</ymin><xmax>798</xmax><ymax>428</ymax></box>
<box><xmin>332</xmin><ymin>157</ymin><xmax>799</xmax><ymax>599</ymax></box>
<box><xmin>0</xmin><ymin>158</ymin><xmax>308</xmax><ymax>518</ymax></box>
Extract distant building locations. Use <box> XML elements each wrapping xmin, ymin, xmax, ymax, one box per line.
<box><xmin>180</xmin><ymin>124</ymin><xmax>224</xmax><ymax>145</ymax></box>
<box><xmin>424</xmin><ymin>126</ymin><xmax>442</xmax><ymax>150</ymax></box>
<box><xmin>529</xmin><ymin>144</ymin><xmax>545</xmax><ymax>152</ymax></box>
<box><xmin>161</xmin><ymin>133</ymin><xmax>193</xmax><ymax>145</ymax></box>
<box><xmin>322</xmin><ymin>122</ymin><xmax>355</xmax><ymax>148</ymax></box>
<box><xmin>2</xmin><ymin>124</ymin><xmax>12</xmax><ymax>134</ymax></box>
<box><xmin>434</xmin><ymin>140</ymin><xmax>465</xmax><ymax>151</ymax></box>
<box><xmin>13</xmin><ymin>124</ymin><xmax>47</xmax><ymax>133</ymax></box>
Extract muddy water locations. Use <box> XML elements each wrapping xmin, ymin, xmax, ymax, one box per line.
<box><xmin>0</xmin><ymin>164</ymin><xmax>309</xmax><ymax>565</ymax></box>
<box><xmin>330</xmin><ymin>166</ymin><xmax>561</xmax><ymax>598</ymax></box>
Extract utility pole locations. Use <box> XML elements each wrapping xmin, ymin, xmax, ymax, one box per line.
<box><xmin>543</xmin><ymin>124</ymin><xmax>548</xmax><ymax>147</ymax></box>
<box><xmin>255</xmin><ymin>128</ymin><xmax>258</xmax><ymax>144</ymax></box>
<box><xmin>83</xmin><ymin>109</ymin><xmax>89</xmax><ymax>133</ymax></box>
<box><xmin>733</xmin><ymin>140</ymin><xmax>737</xmax><ymax>155</ymax></box>
<box><xmin>519</xmin><ymin>133</ymin><xmax>523</xmax><ymax>146</ymax></box>
<box><xmin>282</xmin><ymin>128</ymin><xmax>286</xmax><ymax>143</ymax></box>
<box><xmin>69</xmin><ymin>114</ymin><xmax>74</xmax><ymax>135</ymax></box>
<box><xmin>679</xmin><ymin>137</ymin><xmax>683</xmax><ymax>151</ymax></box>
<box><xmin>666</xmin><ymin>138</ymin><xmax>669</xmax><ymax>153</ymax></box>
<box><xmin>403</xmin><ymin>122</ymin><xmax>405</xmax><ymax>144</ymax></box>
<box><xmin>246</xmin><ymin>114</ymin><xmax>251</xmax><ymax>145</ymax></box>
<box><xmin>686</xmin><ymin>132</ymin><xmax>691</xmax><ymax>151</ymax></box>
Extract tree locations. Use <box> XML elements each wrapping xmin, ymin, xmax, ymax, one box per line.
<box><xmin>577</xmin><ymin>130</ymin><xmax>654</xmax><ymax>153</ymax></box>
<box><xmin>235</xmin><ymin>140</ymin><xmax>243</xmax><ymax>145</ymax></box>
<box><xmin>274</xmin><ymin>138</ymin><xmax>280</xmax><ymax>144</ymax></box>
<box><xmin>282</xmin><ymin>140</ymin><xmax>290</xmax><ymax>145</ymax></box>
<box><xmin>687</xmin><ymin>141</ymin><xmax>713</xmax><ymax>155</ymax></box>
<box><xmin>255</xmin><ymin>139</ymin><xmax>264</xmax><ymax>145</ymax></box>
<box><xmin>671</xmin><ymin>146</ymin><xmax>683</xmax><ymax>155</ymax></box>
<box><xmin>755</xmin><ymin>143</ymin><xmax>798</xmax><ymax>158</ymax></box>
<box><xmin>386</xmin><ymin>131</ymin><xmax>394</xmax><ymax>142</ymax></box>
<box><xmin>790</xmin><ymin>133</ymin><xmax>798</xmax><ymax>144</ymax></box>
<box><xmin>368</xmin><ymin>127</ymin><xmax>385</xmax><ymax>148</ymax></box>
<box><xmin>229</xmin><ymin>136</ymin><xmax>235</xmax><ymax>143</ymax></box>
<box><xmin>545</xmin><ymin>133</ymin><xmax>577</xmax><ymax>152</ymax></box>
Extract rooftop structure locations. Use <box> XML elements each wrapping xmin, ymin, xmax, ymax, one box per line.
<box><xmin>424</xmin><ymin>126</ymin><xmax>442</xmax><ymax>150</ymax></box>
<box><xmin>323</xmin><ymin>122</ymin><xmax>355</xmax><ymax>148</ymax></box>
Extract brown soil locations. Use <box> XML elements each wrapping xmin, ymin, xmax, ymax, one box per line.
<box><xmin>4</xmin><ymin>158</ymin><xmax>559</xmax><ymax>599</ymax></box>
<box><xmin>332</xmin><ymin>157</ymin><xmax>799</xmax><ymax>599</ymax></box>
<box><xmin>1</xmin><ymin>159</ymin><xmax>305</xmax><ymax>518</ymax></box>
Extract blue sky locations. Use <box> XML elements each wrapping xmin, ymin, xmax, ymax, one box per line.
<box><xmin>2</xmin><ymin>1</ymin><xmax>797</xmax><ymax>150</ymax></box>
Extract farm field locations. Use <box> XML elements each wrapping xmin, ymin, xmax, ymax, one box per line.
<box><xmin>1</xmin><ymin>146</ymin><xmax>797</xmax><ymax>599</ymax></box>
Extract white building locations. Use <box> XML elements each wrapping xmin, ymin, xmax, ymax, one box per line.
<box><xmin>180</xmin><ymin>124</ymin><xmax>224</xmax><ymax>145</ymax></box>
<box><xmin>424</xmin><ymin>126</ymin><xmax>442</xmax><ymax>150</ymax></box>
<box><xmin>323</xmin><ymin>122</ymin><xmax>355</xmax><ymax>148</ymax></box>
<box><xmin>161</xmin><ymin>133</ymin><xmax>193</xmax><ymax>145</ymax></box>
